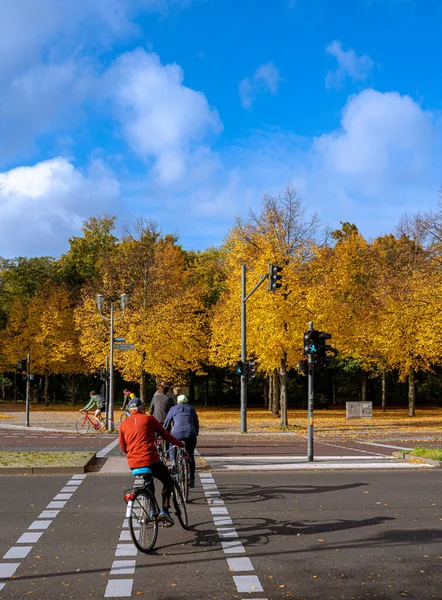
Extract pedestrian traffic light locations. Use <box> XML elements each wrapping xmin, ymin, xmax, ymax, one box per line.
<box><xmin>235</xmin><ymin>360</ymin><xmax>244</xmax><ymax>375</ymax></box>
<box><xmin>317</xmin><ymin>331</ymin><xmax>334</xmax><ymax>367</ymax></box>
<box><xmin>268</xmin><ymin>263</ymin><xmax>283</xmax><ymax>292</ymax></box>
<box><xmin>16</xmin><ymin>359</ymin><xmax>27</xmax><ymax>373</ymax></box>
<box><xmin>303</xmin><ymin>330</ymin><xmax>319</xmax><ymax>356</ymax></box>
<box><xmin>247</xmin><ymin>360</ymin><xmax>257</xmax><ymax>379</ymax></box>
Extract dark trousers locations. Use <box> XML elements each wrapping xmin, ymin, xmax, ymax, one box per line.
<box><xmin>148</xmin><ymin>460</ymin><xmax>173</xmax><ymax>507</ymax></box>
<box><xmin>170</xmin><ymin>434</ymin><xmax>197</xmax><ymax>481</ymax></box>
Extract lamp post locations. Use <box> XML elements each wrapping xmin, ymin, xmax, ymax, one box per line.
<box><xmin>96</xmin><ymin>293</ymin><xmax>128</xmax><ymax>427</ymax></box>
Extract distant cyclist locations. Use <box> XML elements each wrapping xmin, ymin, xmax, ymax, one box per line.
<box><xmin>119</xmin><ymin>398</ymin><xmax>183</xmax><ymax>525</ymax></box>
<box><xmin>149</xmin><ymin>384</ymin><xmax>175</xmax><ymax>425</ymax></box>
<box><xmin>80</xmin><ymin>390</ymin><xmax>106</xmax><ymax>424</ymax></box>
<box><xmin>163</xmin><ymin>394</ymin><xmax>199</xmax><ymax>488</ymax></box>
<box><xmin>122</xmin><ymin>389</ymin><xmax>136</xmax><ymax>411</ymax></box>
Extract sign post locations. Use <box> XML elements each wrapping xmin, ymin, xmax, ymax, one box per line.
<box><xmin>25</xmin><ymin>353</ymin><xmax>31</xmax><ymax>428</ymax></box>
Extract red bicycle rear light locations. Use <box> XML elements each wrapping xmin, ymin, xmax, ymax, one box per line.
<box><xmin>124</xmin><ymin>492</ymin><xmax>135</xmax><ymax>502</ymax></box>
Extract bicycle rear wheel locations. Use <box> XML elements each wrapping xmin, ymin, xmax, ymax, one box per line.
<box><xmin>172</xmin><ymin>479</ymin><xmax>189</xmax><ymax>529</ymax></box>
<box><xmin>129</xmin><ymin>489</ymin><xmax>158</xmax><ymax>553</ymax></box>
<box><xmin>75</xmin><ymin>416</ymin><xmax>90</xmax><ymax>434</ymax></box>
<box><xmin>102</xmin><ymin>418</ymin><xmax>116</xmax><ymax>433</ymax></box>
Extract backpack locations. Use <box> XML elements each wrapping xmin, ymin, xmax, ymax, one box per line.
<box><xmin>96</xmin><ymin>395</ymin><xmax>106</xmax><ymax>409</ymax></box>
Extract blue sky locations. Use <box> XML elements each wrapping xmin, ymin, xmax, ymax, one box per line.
<box><xmin>1</xmin><ymin>0</ymin><xmax>441</xmax><ymax>257</ymax></box>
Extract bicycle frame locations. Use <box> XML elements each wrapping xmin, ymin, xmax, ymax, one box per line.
<box><xmin>81</xmin><ymin>411</ymin><xmax>103</xmax><ymax>429</ymax></box>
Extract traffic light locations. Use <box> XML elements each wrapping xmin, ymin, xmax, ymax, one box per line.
<box><xmin>268</xmin><ymin>263</ymin><xmax>283</xmax><ymax>292</ymax></box>
<box><xmin>317</xmin><ymin>331</ymin><xmax>334</xmax><ymax>367</ymax></box>
<box><xmin>235</xmin><ymin>360</ymin><xmax>244</xmax><ymax>375</ymax></box>
<box><xmin>16</xmin><ymin>359</ymin><xmax>27</xmax><ymax>373</ymax></box>
<box><xmin>247</xmin><ymin>360</ymin><xmax>257</xmax><ymax>379</ymax></box>
<box><xmin>303</xmin><ymin>330</ymin><xmax>319</xmax><ymax>356</ymax></box>
<box><xmin>297</xmin><ymin>359</ymin><xmax>308</xmax><ymax>374</ymax></box>
<box><xmin>97</xmin><ymin>369</ymin><xmax>108</xmax><ymax>381</ymax></box>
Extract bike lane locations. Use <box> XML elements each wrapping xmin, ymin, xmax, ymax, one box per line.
<box><xmin>0</xmin><ymin>472</ymin><xmax>247</xmax><ymax>599</ymax></box>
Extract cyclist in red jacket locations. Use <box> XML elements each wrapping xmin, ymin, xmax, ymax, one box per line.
<box><xmin>119</xmin><ymin>398</ymin><xmax>183</xmax><ymax>526</ymax></box>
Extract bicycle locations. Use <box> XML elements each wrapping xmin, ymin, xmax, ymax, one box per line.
<box><xmin>174</xmin><ymin>445</ymin><xmax>190</xmax><ymax>502</ymax></box>
<box><xmin>119</xmin><ymin>409</ymin><xmax>130</xmax><ymax>425</ymax></box>
<box><xmin>123</xmin><ymin>459</ymin><xmax>189</xmax><ymax>553</ymax></box>
<box><xmin>156</xmin><ymin>437</ymin><xmax>168</xmax><ymax>465</ymax></box>
<box><xmin>161</xmin><ymin>444</ymin><xmax>190</xmax><ymax>503</ymax></box>
<box><xmin>75</xmin><ymin>411</ymin><xmax>115</xmax><ymax>434</ymax></box>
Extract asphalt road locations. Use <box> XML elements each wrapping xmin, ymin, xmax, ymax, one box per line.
<box><xmin>0</xmin><ymin>470</ymin><xmax>441</xmax><ymax>599</ymax></box>
<box><xmin>0</xmin><ymin>426</ymin><xmax>409</xmax><ymax>457</ymax></box>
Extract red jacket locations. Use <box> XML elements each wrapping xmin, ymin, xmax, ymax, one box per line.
<box><xmin>119</xmin><ymin>412</ymin><xmax>182</xmax><ymax>469</ymax></box>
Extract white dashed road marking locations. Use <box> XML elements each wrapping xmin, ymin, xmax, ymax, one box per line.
<box><xmin>105</xmin><ymin>579</ymin><xmax>133</xmax><ymax>598</ymax></box>
<box><xmin>0</xmin><ymin>474</ymin><xmax>86</xmax><ymax>595</ymax></box>
<box><xmin>199</xmin><ymin>471</ymin><xmax>267</xmax><ymax>597</ymax></box>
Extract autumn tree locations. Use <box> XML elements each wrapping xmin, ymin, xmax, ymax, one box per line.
<box><xmin>75</xmin><ymin>224</ymin><xmax>209</xmax><ymax>401</ymax></box>
<box><xmin>211</xmin><ymin>187</ymin><xmax>320</xmax><ymax>426</ymax></box>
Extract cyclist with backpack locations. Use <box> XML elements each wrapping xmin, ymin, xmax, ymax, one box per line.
<box><xmin>122</xmin><ymin>389</ymin><xmax>136</xmax><ymax>411</ymax></box>
<box><xmin>163</xmin><ymin>394</ymin><xmax>199</xmax><ymax>488</ymax></box>
<box><xmin>80</xmin><ymin>390</ymin><xmax>106</xmax><ymax>424</ymax></box>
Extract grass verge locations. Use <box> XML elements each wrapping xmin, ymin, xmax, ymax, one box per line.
<box><xmin>412</xmin><ymin>447</ymin><xmax>442</xmax><ymax>461</ymax></box>
<box><xmin>0</xmin><ymin>451</ymin><xmax>94</xmax><ymax>468</ymax></box>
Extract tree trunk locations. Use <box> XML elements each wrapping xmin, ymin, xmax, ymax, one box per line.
<box><xmin>381</xmin><ymin>371</ymin><xmax>386</xmax><ymax>412</ymax></box>
<box><xmin>139</xmin><ymin>370</ymin><xmax>146</xmax><ymax>403</ymax></box>
<box><xmin>204</xmin><ymin>377</ymin><xmax>209</xmax><ymax>407</ymax></box>
<box><xmin>268</xmin><ymin>375</ymin><xmax>273</xmax><ymax>412</ymax></box>
<box><xmin>263</xmin><ymin>378</ymin><xmax>269</xmax><ymax>409</ymax></box>
<box><xmin>272</xmin><ymin>369</ymin><xmax>280</xmax><ymax>416</ymax></box>
<box><xmin>44</xmin><ymin>373</ymin><xmax>49</xmax><ymax>407</ymax></box>
<box><xmin>279</xmin><ymin>357</ymin><xmax>288</xmax><ymax>427</ymax></box>
<box><xmin>139</xmin><ymin>351</ymin><xmax>147</xmax><ymax>403</ymax></box>
<box><xmin>332</xmin><ymin>382</ymin><xmax>336</xmax><ymax>405</ymax></box>
<box><xmin>189</xmin><ymin>375</ymin><xmax>195</xmax><ymax>403</ymax></box>
<box><xmin>408</xmin><ymin>369</ymin><xmax>416</xmax><ymax>417</ymax></box>
<box><xmin>361</xmin><ymin>370</ymin><xmax>367</xmax><ymax>402</ymax></box>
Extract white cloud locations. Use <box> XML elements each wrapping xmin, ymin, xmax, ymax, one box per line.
<box><xmin>0</xmin><ymin>60</ymin><xmax>95</xmax><ymax>163</ymax></box>
<box><xmin>239</xmin><ymin>63</ymin><xmax>281</xmax><ymax>109</ymax></box>
<box><xmin>104</xmin><ymin>49</ymin><xmax>222</xmax><ymax>185</ymax></box>
<box><xmin>303</xmin><ymin>89</ymin><xmax>440</xmax><ymax>232</ymax></box>
<box><xmin>325</xmin><ymin>41</ymin><xmax>373</xmax><ymax>89</ymax></box>
<box><xmin>156</xmin><ymin>89</ymin><xmax>441</xmax><ymax>247</ymax></box>
<box><xmin>0</xmin><ymin>158</ymin><xmax>120</xmax><ymax>257</ymax></box>
<box><xmin>0</xmin><ymin>1</ymin><xmax>191</xmax><ymax>165</ymax></box>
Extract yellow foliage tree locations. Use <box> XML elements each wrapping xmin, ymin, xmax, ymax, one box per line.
<box><xmin>75</xmin><ymin>228</ymin><xmax>209</xmax><ymax>400</ymax></box>
<box><xmin>211</xmin><ymin>188</ymin><xmax>320</xmax><ymax>426</ymax></box>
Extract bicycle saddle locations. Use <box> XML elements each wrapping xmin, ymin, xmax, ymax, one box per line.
<box><xmin>131</xmin><ymin>467</ymin><xmax>152</xmax><ymax>476</ymax></box>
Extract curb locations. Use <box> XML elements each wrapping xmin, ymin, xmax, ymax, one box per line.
<box><xmin>392</xmin><ymin>451</ymin><xmax>441</xmax><ymax>468</ymax></box>
<box><xmin>0</xmin><ymin>453</ymin><xmax>97</xmax><ymax>475</ymax></box>
<box><xmin>0</xmin><ymin>423</ymin><xmax>77</xmax><ymax>434</ymax></box>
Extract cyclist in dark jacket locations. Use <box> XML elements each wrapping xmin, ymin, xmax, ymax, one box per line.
<box><xmin>163</xmin><ymin>395</ymin><xmax>199</xmax><ymax>487</ymax></box>
<box><xmin>149</xmin><ymin>384</ymin><xmax>175</xmax><ymax>424</ymax></box>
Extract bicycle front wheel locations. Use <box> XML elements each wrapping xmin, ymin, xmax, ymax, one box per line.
<box><xmin>129</xmin><ymin>489</ymin><xmax>158</xmax><ymax>553</ymax></box>
<box><xmin>75</xmin><ymin>416</ymin><xmax>90</xmax><ymax>434</ymax></box>
<box><xmin>172</xmin><ymin>479</ymin><xmax>189</xmax><ymax>529</ymax></box>
<box><xmin>179</xmin><ymin>458</ymin><xmax>189</xmax><ymax>502</ymax></box>
<box><xmin>119</xmin><ymin>412</ymin><xmax>128</xmax><ymax>424</ymax></box>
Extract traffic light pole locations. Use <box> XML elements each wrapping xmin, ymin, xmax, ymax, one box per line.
<box><xmin>241</xmin><ymin>265</ymin><xmax>247</xmax><ymax>433</ymax></box>
<box><xmin>307</xmin><ymin>322</ymin><xmax>315</xmax><ymax>461</ymax></box>
<box><xmin>240</xmin><ymin>265</ymin><xmax>270</xmax><ymax>434</ymax></box>
<box><xmin>25</xmin><ymin>353</ymin><xmax>30</xmax><ymax>428</ymax></box>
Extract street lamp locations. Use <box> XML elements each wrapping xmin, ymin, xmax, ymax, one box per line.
<box><xmin>96</xmin><ymin>293</ymin><xmax>128</xmax><ymax>428</ymax></box>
